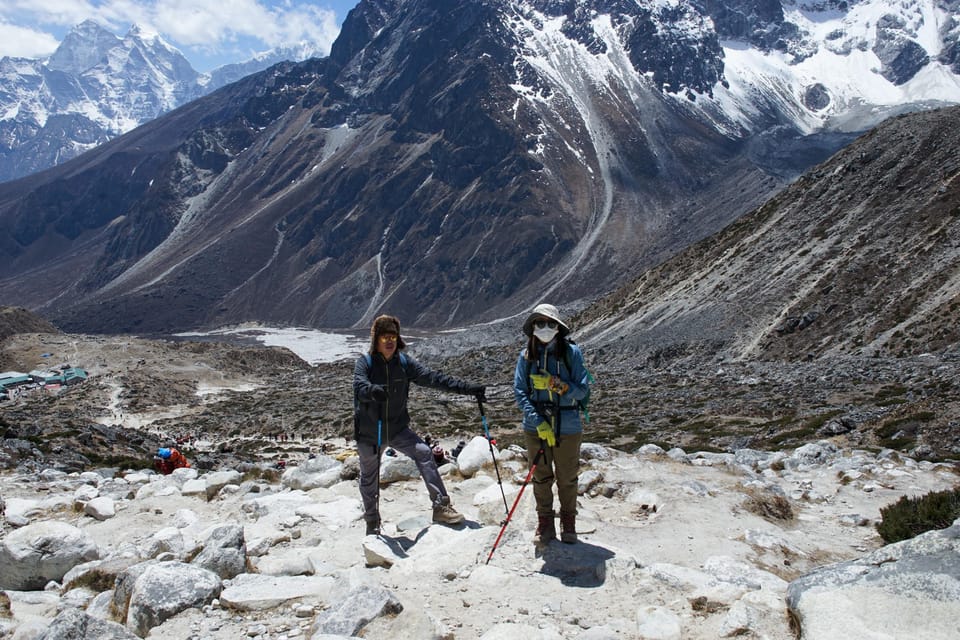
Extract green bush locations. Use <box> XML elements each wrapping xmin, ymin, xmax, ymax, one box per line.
<box><xmin>876</xmin><ymin>487</ymin><xmax>960</xmax><ymax>544</ymax></box>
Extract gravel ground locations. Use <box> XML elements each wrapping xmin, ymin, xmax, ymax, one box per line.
<box><xmin>2</xmin><ymin>330</ymin><xmax>959</xmax><ymax>474</ymax></box>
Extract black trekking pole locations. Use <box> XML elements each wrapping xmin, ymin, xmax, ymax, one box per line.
<box><xmin>477</xmin><ymin>396</ymin><xmax>509</xmax><ymax>520</ymax></box>
<box><xmin>374</xmin><ymin>408</ymin><xmax>383</xmax><ymax>535</ymax></box>
<box><xmin>485</xmin><ymin>443</ymin><xmax>545</xmax><ymax>564</ymax></box>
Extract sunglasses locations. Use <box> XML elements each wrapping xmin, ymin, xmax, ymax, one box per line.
<box><xmin>534</xmin><ymin>320</ymin><xmax>558</xmax><ymax>329</ymax></box>
<box><xmin>378</xmin><ymin>334</ymin><xmax>398</xmax><ymax>343</ymax></box>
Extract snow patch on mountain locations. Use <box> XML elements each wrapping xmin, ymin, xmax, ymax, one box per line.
<box><xmin>0</xmin><ymin>21</ymin><xmax>325</xmax><ymax>183</ymax></box>
<box><xmin>508</xmin><ymin>10</ymin><xmax>622</xmax><ymax>298</ymax></box>
<box><xmin>708</xmin><ymin>0</ymin><xmax>960</xmax><ymax>132</ymax></box>
<box><xmin>509</xmin><ymin>0</ymin><xmax>960</xmax><ymax>139</ymax></box>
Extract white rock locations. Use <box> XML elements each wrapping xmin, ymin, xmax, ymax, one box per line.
<box><xmin>180</xmin><ymin>478</ymin><xmax>208</xmax><ymax>496</ymax></box>
<box><xmin>0</xmin><ymin>520</ymin><xmax>100</xmax><ymax>590</ymax></box>
<box><xmin>83</xmin><ymin>496</ymin><xmax>116</xmax><ymax>521</ymax></box>
<box><xmin>635</xmin><ymin>605</ymin><xmax>682</xmax><ymax>640</ymax></box>
<box><xmin>73</xmin><ymin>484</ymin><xmax>99</xmax><ymax>504</ymax></box>
<box><xmin>218</xmin><ymin>574</ymin><xmax>335</xmax><ymax>611</ymax></box>
<box><xmin>456</xmin><ymin>436</ymin><xmax>498</xmax><ymax>478</ymax></box>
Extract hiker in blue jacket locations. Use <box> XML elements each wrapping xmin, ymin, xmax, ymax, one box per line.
<box><xmin>514</xmin><ymin>303</ymin><xmax>590</xmax><ymax>544</ymax></box>
<box><xmin>353</xmin><ymin>314</ymin><xmax>486</xmax><ymax>536</ymax></box>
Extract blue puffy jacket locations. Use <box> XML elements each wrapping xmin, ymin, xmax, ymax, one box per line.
<box><xmin>513</xmin><ymin>341</ymin><xmax>589</xmax><ymax>436</ymax></box>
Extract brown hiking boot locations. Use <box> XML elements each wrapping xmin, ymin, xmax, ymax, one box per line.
<box><xmin>534</xmin><ymin>513</ymin><xmax>556</xmax><ymax>544</ymax></box>
<box><xmin>365</xmin><ymin>517</ymin><xmax>380</xmax><ymax>536</ymax></box>
<box><xmin>432</xmin><ymin>496</ymin><xmax>465</xmax><ymax>525</ymax></box>
<box><xmin>560</xmin><ymin>512</ymin><xmax>577</xmax><ymax>543</ymax></box>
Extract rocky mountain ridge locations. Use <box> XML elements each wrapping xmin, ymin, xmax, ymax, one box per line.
<box><xmin>0</xmin><ymin>20</ymin><xmax>324</xmax><ymax>183</ymax></box>
<box><xmin>575</xmin><ymin>104</ymin><xmax>960</xmax><ymax>363</ymax></box>
<box><xmin>1</xmin><ymin>0</ymin><xmax>958</xmax><ymax>334</ymax></box>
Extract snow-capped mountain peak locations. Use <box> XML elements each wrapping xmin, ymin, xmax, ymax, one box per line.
<box><xmin>0</xmin><ymin>21</ymin><xmax>324</xmax><ymax>183</ymax></box>
<box><xmin>45</xmin><ymin>20</ymin><xmax>120</xmax><ymax>75</ymax></box>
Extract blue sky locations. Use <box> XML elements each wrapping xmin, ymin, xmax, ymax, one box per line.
<box><xmin>0</xmin><ymin>0</ymin><xmax>361</xmax><ymax>72</ymax></box>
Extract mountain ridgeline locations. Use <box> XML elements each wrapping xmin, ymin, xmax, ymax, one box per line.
<box><xmin>0</xmin><ymin>0</ymin><xmax>957</xmax><ymax>338</ymax></box>
<box><xmin>578</xmin><ymin>105</ymin><xmax>960</xmax><ymax>362</ymax></box>
<box><xmin>0</xmin><ymin>21</ymin><xmax>324</xmax><ymax>183</ymax></box>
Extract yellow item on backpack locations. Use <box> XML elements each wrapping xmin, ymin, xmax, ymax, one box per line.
<box><xmin>530</xmin><ymin>373</ymin><xmax>551</xmax><ymax>390</ymax></box>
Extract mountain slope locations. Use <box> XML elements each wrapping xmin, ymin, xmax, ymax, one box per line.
<box><xmin>578</xmin><ymin>104</ymin><xmax>960</xmax><ymax>363</ymax></box>
<box><xmin>0</xmin><ymin>21</ymin><xmax>324</xmax><ymax>183</ymax></box>
<box><xmin>0</xmin><ymin>0</ymin><xmax>958</xmax><ymax>334</ymax></box>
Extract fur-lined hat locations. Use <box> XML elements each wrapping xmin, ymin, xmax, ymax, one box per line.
<box><xmin>369</xmin><ymin>314</ymin><xmax>406</xmax><ymax>353</ymax></box>
<box><xmin>522</xmin><ymin>303</ymin><xmax>570</xmax><ymax>337</ymax></box>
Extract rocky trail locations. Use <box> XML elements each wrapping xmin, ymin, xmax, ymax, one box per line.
<box><xmin>1</xmin><ymin>331</ymin><xmax>959</xmax><ymax>639</ymax></box>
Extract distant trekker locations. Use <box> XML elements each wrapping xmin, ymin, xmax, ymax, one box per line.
<box><xmin>154</xmin><ymin>447</ymin><xmax>190</xmax><ymax>474</ymax></box>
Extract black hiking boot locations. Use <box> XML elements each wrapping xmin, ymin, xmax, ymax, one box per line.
<box><xmin>560</xmin><ymin>512</ymin><xmax>577</xmax><ymax>544</ymax></box>
<box><xmin>534</xmin><ymin>513</ymin><xmax>556</xmax><ymax>544</ymax></box>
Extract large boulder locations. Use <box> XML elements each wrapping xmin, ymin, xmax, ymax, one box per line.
<box><xmin>0</xmin><ymin>520</ymin><xmax>100</xmax><ymax>590</ymax></box>
<box><xmin>37</xmin><ymin>607</ymin><xmax>139</xmax><ymax>640</ymax></box>
<box><xmin>281</xmin><ymin>455</ymin><xmax>342</xmax><ymax>490</ymax></box>
<box><xmin>190</xmin><ymin>524</ymin><xmax>246</xmax><ymax>579</ymax></box>
<box><xmin>218</xmin><ymin>573</ymin><xmax>336</xmax><ymax>611</ymax></box>
<box><xmin>309</xmin><ymin>583</ymin><xmax>403</xmax><ymax>637</ymax></box>
<box><xmin>787</xmin><ymin>520</ymin><xmax>960</xmax><ymax>640</ymax></box>
<box><xmin>124</xmin><ymin>562</ymin><xmax>221</xmax><ymax>638</ymax></box>
<box><xmin>455</xmin><ymin>436</ymin><xmax>498</xmax><ymax>478</ymax></box>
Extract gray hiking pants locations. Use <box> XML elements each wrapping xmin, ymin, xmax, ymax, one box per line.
<box><xmin>358</xmin><ymin>426</ymin><xmax>448</xmax><ymax>523</ymax></box>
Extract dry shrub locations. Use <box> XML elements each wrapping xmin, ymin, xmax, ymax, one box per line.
<box><xmin>742</xmin><ymin>487</ymin><xmax>794</xmax><ymax>522</ymax></box>
<box><xmin>689</xmin><ymin>595</ymin><xmax>726</xmax><ymax>615</ymax></box>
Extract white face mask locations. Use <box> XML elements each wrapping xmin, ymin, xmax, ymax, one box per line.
<box><xmin>534</xmin><ymin>326</ymin><xmax>558</xmax><ymax>343</ymax></box>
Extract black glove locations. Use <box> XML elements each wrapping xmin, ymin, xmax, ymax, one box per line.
<box><xmin>370</xmin><ymin>385</ymin><xmax>388</xmax><ymax>403</ymax></box>
<box><xmin>466</xmin><ymin>383</ymin><xmax>486</xmax><ymax>401</ymax></box>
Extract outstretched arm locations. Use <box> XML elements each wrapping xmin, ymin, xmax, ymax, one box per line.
<box><xmin>405</xmin><ymin>353</ymin><xmax>484</xmax><ymax>397</ymax></box>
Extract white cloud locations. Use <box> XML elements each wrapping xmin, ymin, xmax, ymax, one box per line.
<box><xmin>2</xmin><ymin>0</ymin><xmax>100</xmax><ymax>29</ymax></box>
<box><xmin>0</xmin><ymin>21</ymin><xmax>61</xmax><ymax>58</ymax></box>
<box><xmin>152</xmin><ymin>0</ymin><xmax>282</xmax><ymax>46</ymax></box>
<box><xmin>149</xmin><ymin>0</ymin><xmax>339</xmax><ymax>48</ymax></box>
<box><xmin>0</xmin><ymin>0</ymin><xmax>342</xmax><ymax>66</ymax></box>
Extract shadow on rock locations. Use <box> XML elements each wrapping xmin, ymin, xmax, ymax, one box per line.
<box><xmin>536</xmin><ymin>541</ymin><xmax>616</xmax><ymax>587</ymax></box>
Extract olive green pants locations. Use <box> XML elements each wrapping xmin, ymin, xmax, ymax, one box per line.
<box><xmin>524</xmin><ymin>430</ymin><xmax>581</xmax><ymax>517</ymax></box>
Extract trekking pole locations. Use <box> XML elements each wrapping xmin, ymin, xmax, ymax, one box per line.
<box><xmin>485</xmin><ymin>443</ymin><xmax>545</xmax><ymax>564</ymax></box>
<box><xmin>477</xmin><ymin>396</ymin><xmax>509</xmax><ymax>519</ymax></box>
<box><xmin>375</xmin><ymin>408</ymin><xmax>383</xmax><ymax>533</ymax></box>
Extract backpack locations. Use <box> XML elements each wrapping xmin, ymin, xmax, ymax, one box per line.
<box><xmin>524</xmin><ymin>342</ymin><xmax>595</xmax><ymax>423</ymax></box>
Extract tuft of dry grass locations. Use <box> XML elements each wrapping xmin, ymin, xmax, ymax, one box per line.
<box><xmin>742</xmin><ymin>487</ymin><xmax>795</xmax><ymax>522</ymax></box>
<box><xmin>689</xmin><ymin>595</ymin><xmax>727</xmax><ymax>615</ymax></box>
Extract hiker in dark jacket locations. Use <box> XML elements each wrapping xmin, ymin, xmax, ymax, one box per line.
<box><xmin>514</xmin><ymin>303</ymin><xmax>590</xmax><ymax>544</ymax></box>
<box><xmin>353</xmin><ymin>314</ymin><xmax>486</xmax><ymax>535</ymax></box>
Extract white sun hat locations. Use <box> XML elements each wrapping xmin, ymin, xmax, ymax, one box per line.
<box><xmin>522</xmin><ymin>303</ymin><xmax>570</xmax><ymax>337</ymax></box>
